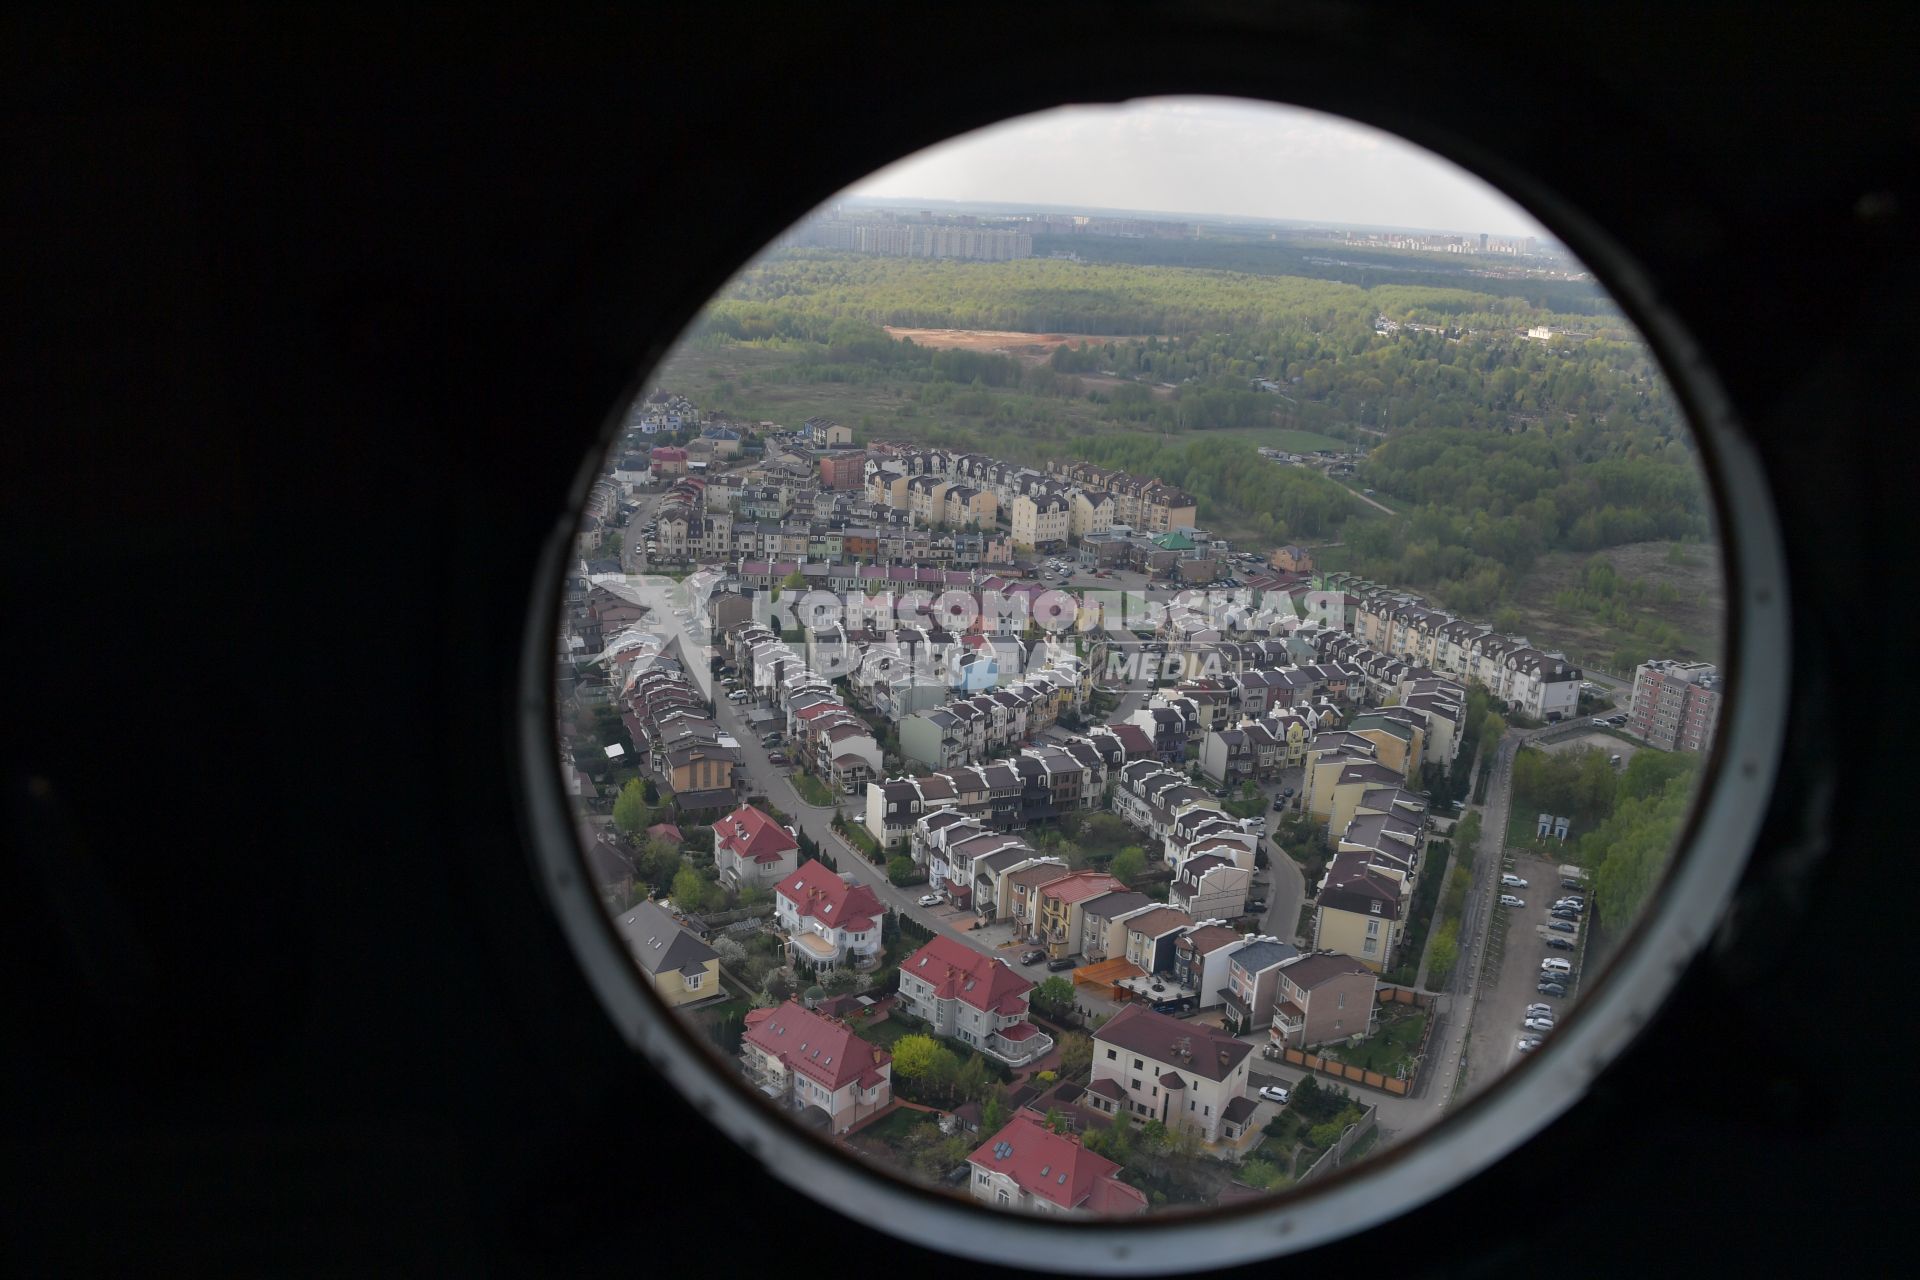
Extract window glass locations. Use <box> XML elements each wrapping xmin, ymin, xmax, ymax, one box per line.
<box><xmin>559</xmin><ymin>95</ymin><xmax>1723</xmax><ymax>1222</ymax></box>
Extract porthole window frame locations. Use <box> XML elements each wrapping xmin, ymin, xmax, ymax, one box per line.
<box><xmin>515</xmin><ymin>97</ymin><xmax>1788</xmax><ymax>1276</ymax></box>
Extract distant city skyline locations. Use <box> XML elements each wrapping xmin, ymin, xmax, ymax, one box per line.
<box><xmin>847</xmin><ymin>98</ymin><xmax>1551</xmax><ymax>241</ymax></box>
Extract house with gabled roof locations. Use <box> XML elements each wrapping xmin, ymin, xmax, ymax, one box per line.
<box><xmin>896</xmin><ymin>936</ymin><xmax>1053</xmax><ymax>1066</ymax></box>
<box><xmin>1088</xmin><ymin>1004</ymin><xmax>1257</xmax><ymax>1144</ymax></box>
<box><xmin>1269</xmin><ymin>952</ymin><xmax>1379</xmax><ymax>1050</ymax></box>
<box><xmin>741</xmin><ymin>999</ymin><xmax>891</xmax><ymax>1133</ymax></box>
<box><xmin>967</xmin><ymin>1111</ymin><xmax>1147</xmax><ymax>1216</ymax></box>
<box><xmin>713</xmin><ymin>803</ymin><xmax>800</xmax><ymax>889</ymax></box>
<box><xmin>1314</xmin><ymin>850</ymin><xmax>1404</xmax><ymax>972</ymax></box>
<box><xmin>773</xmin><ymin>860</ymin><xmax>887</xmax><ymax>971</ymax></box>
<box><xmin>614</xmin><ymin>899</ymin><xmax>721</xmax><ymax>1008</ymax></box>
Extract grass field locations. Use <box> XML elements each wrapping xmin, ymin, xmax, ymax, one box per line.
<box><xmin>1506</xmin><ymin>540</ymin><xmax>1723</xmax><ymax>675</ymax></box>
<box><xmin>1208</xmin><ymin>425</ymin><xmax>1353</xmax><ymax>453</ymax></box>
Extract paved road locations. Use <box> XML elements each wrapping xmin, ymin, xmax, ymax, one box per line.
<box><xmin>709</xmin><ymin>687</ymin><xmax>992</xmax><ymax>954</ymax></box>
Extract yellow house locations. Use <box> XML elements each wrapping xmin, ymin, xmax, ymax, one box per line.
<box><xmin>1325</xmin><ymin>761</ymin><xmax>1409</xmax><ymax>839</ymax></box>
<box><xmin>1302</xmin><ymin>734</ymin><xmax>1377</xmax><ymax>822</ymax></box>
<box><xmin>1313</xmin><ymin>851</ymin><xmax>1404</xmax><ymax>972</ymax></box>
<box><xmin>1348</xmin><ymin>712</ymin><xmax>1425</xmax><ymax>779</ymax></box>
<box><xmin>615</xmin><ymin>899</ymin><xmax>722</xmax><ymax>1007</ymax></box>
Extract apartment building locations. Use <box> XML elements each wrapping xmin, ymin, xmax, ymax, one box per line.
<box><xmin>1628</xmin><ymin>659</ymin><xmax>1721</xmax><ymax>752</ymax></box>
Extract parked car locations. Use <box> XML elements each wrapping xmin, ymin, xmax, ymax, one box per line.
<box><xmin>1537</xmin><ymin>981</ymin><xmax>1568</xmax><ymax>997</ymax></box>
<box><xmin>917</xmin><ymin>893</ymin><xmax>942</xmax><ymax>908</ymax></box>
<box><xmin>1516</xmin><ymin>1035</ymin><xmax>1543</xmax><ymax>1053</ymax></box>
<box><xmin>1019</xmin><ymin>949</ymin><xmax>1046</xmax><ymax>965</ymax></box>
<box><xmin>1548</xmin><ymin>920</ymin><xmax>1578</xmax><ymax>934</ymax></box>
<box><xmin>1501</xmin><ymin>874</ymin><xmax>1528</xmax><ymax>888</ymax></box>
<box><xmin>1046</xmin><ymin>955</ymin><xmax>1079</xmax><ymax>972</ymax></box>
<box><xmin>1544</xmin><ymin>937</ymin><xmax>1575</xmax><ymax>951</ymax></box>
<box><xmin>1257</xmin><ymin>1085</ymin><xmax>1291</xmax><ymax>1105</ymax></box>
<box><xmin>1552</xmin><ymin>909</ymin><xmax>1580</xmax><ymax>922</ymax></box>
<box><xmin>1524</xmin><ymin>1016</ymin><xmax>1555</xmax><ymax>1032</ymax></box>
<box><xmin>1272</xmin><ymin>797</ymin><xmax>1286</xmax><ymax>811</ymax></box>
<box><xmin>1245</xmin><ymin>899</ymin><xmax>1266</xmax><ymax>912</ymax></box>
<box><xmin>766</xmin><ymin>751</ymin><xmax>788</xmax><ymax>765</ymax></box>
<box><xmin>1499</xmin><ymin>894</ymin><xmax>1525</xmax><ymax>908</ymax></box>
<box><xmin>1526</xmin><ymin>1003</ymin><xmax>1553</xmax><ymax>1017</ymax></box>
<box><xmin>727</xmin><ymin>690</ymin><xmax>749</xmax><ymax>703</ymax></box>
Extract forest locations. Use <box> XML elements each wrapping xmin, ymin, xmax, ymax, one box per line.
<box><xmin>1030</xmin><ymin>232</ymin><xmax>1616</xmax><ymax>316</ymax></box>
<box><xmin>678</xmin><ymin>250</ymin><xmax>1715</xmax><ymax>647</ymax></box>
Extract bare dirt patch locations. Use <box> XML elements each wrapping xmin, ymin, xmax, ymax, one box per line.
<box><xmin>884</xmin><ymin>327</ymin><xmax>1176</xmax><ymax>400</ymax></box>
<box><xmin>883</xmin><ymin>326</ymin><xmax>1155</xmax><ymax>359</ymax></box>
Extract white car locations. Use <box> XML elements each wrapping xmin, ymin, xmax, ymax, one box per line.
<box><xmin>1499</xmin><ymin>894</ymin><xmax>1525</xmax><ymax>908</ymax></box>
<box><xmin>1526</xmin><ymin>1003</ymin><xmax>1553</xmax><ymax>1017</ymax></box>
<box><xmin>916</xmin><ymin>893</ymin><xmax>942</xmax><ymax>908</ymax></box>
<box><xmin>1258</xmin><ymin>1085</ymin><xmax>1291</xmax><ymax>1105</ymax></box>
<box><xmin>1501</xmin><ymin>874</ymin><xmax>1528</xmax><ymax>888</ymax></box>
<box><xmin>1524</xmin><ymin>1016</ymin><xmax>1556</xmax><ymax>1033</ymax></box>
<box><xmin>1516</xmin><ymin>1035</ymin><xmax>1543</xmax><ymax>1053</ymax></box>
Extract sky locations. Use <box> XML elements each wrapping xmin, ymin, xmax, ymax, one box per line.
<box><xmin>846</xmin><ymin>97</ymin><xmax>1549</xmax><ymax>239</ymax></box>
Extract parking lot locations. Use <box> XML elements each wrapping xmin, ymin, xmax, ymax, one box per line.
<box><xmin>1460</xmin><ymin>849</ymin><xmax>1588</xmax><ymax>1096</ymax></box>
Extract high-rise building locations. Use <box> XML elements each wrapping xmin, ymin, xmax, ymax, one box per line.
<box><xmin>1627</xmin><ymin>659</ymin><xmax>1721</xmax><ymax>753</ymax></box>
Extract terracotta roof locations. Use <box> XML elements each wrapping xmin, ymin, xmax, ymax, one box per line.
<box><xmin>715</xmin><ymin>804</ymin><xmax>798</xmax><ymax>864</ymax></box>
<box><xmin>775</xmin><ymin>860</ymin><xmax>887</xmax><ymax>934</ymax></box>
<box><xmin>742</xmin><ymin>1000</ymin><xmax>890</xmax><ymax>1093</ymax></box>
<box><xmin>903</xmin><ymin>935</ymin><xmax>1034</xmax><ymax>1014</ymax></box>
<box><xmin>1041</xmin><ymin>871</ymin><xmax>1127</xmax><ymax>906</ymax></box>
<box><xmin>968</xmin><ymin>1112</ymin><xmax>1146</xmax><ymax>1214</ymax></box>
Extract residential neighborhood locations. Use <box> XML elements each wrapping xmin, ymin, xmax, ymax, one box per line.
<box><xmin>557</xmin><ymin>390</ymin><xmax>1715</xmax><ymax>1215</ymax></box>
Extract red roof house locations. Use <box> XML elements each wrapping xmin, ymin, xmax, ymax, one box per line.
<box><xmin>967</xmin><ymin>1111</ymin><xmax>1148</xmax><ymax>1215</ymax></box>
<box><xmin>773</xmin><ymin>860</ymin><xmax>887</xmax><ymax>970</ymax></box>
<box><xmin>714</xmin><ymin>803</ymin><xmax>800</xmax><ymax>888</ymax></box>
<box><xmin>741</xmin><ymin>999</ymin><xmax>892</xmax><ymax>1133</ymax></box>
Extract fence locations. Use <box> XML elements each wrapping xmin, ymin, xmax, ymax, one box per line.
<box><xmin>1275</xmin><ymin>997</ymin><xmax>1437</xmax><ymax>1097</ymax></box>
<box><xmin>1275</xmin><ymin>1047</ymin><xmax>1409</xmax><ymax>1095</ymax></box>
<box><xmin>1295</xmin><ymin>1104</ymin><xmax>1378</xmax><ymax>1185</ymax></box>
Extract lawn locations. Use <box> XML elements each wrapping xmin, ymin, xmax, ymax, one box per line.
<box><xmin>858</xmin><ymin>1105</ymin><xmax>939</xmax><ymax>1146</ymax></box>
<box><xmin>792</xmin><ymin>770</ymin><xmax>835</xmax><ymax>807</ymax></box>
<box><xmin>857</xmin><ymin>1016</ymin><xmax>923</xmax><ymax>1053</ymax></box>
<box><xmin>1209</xmin><ymin>425</ymin><xmax>1354</xmax><ymax>454</ymax></box>
<box><xmin>1317</xmin><ymin>1009</ymin><xmax>1427</xmax><ymax>1078</ymax></box>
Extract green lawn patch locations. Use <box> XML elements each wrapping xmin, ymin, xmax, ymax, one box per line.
<box><xmin>792</xmin><ymin>771</ymin><xmax>835</xmax><ymax>807</ymax></box>
<box><xmin>859</xmin><ymin>1106</ymin><xmax>939</xmax><ymax>1146</ymax></box>
<box><xmin>1318</xmin><ymin>1009</ymin><xmax>1427</xmax><ymax>1079</ymax></box>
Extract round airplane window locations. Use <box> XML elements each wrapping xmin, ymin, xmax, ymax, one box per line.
<box><xmin>520</xmin><ymin>97</ymin><xmax>1782</xmax><ymax>1272</ymax></box>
